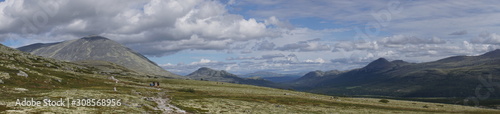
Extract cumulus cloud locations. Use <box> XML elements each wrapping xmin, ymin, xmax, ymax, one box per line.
<box><xmin>4</xmin><ymin>0</ymin><xmax>500</xmax><ymax>75</ymax></box>
<box><xmin>190</xmin><ymin>58</ymin><xmax>216</xmax><ymax>65</ymax></box>
<box><xmin>162</xmin><ymin>54</ymin><xmax>336</xmax><ymax>75</ymax></box>
<box><xmin>0</xmin><ymin>0</ymin><xmax>283</xmax><ymax>56</ymax></box>
<box><xmin>228</xmin><ymin>53</ymin><xmax>301</xmax><ymax>63</ymax></box>
<box><xmin>240</xmin><ymin>0</ymin><xmax>500</xmax><ymax>40</ymax></box>
<box><xmin>333</xmin><ymin>35</ymin><xmax>447</xmax><ymax>52</ymax></box>
<box><xmin>239</xmin><ymin>0</ymin><xmax>389</xmax><ymax>23</ymax></box>
<box><xmin>471</xmin><ymin>33</ymin><xmax>500</xmax><ymax>44</ymax></box>
<box><xmin>304</xmin><ymin>58</ymin><xmax>326</xmax><ymax>64</ymax></box>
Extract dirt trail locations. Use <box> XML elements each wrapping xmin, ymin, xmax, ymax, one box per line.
<box><xmin>152</xmin><ymin>96</ymin><xmax>186</xmax><ymax>114</ymax></box>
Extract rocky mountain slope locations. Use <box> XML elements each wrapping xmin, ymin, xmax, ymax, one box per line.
<box><xmin>290</xmin><ymin>70</ymin><xmax>342</xmax><ymax>88</ymax></box>
<box><xmin>0</xmin><ymin>43</ymin><xmax>183</xmax><ymax>113</ymax></box>
<box><xmin>17</xmin><ymin>36</ymin><xmax>181</xmax><ymax>78</ymax></box>
<box><xmin>291</xmin><ymin>49</ymin><xmax>500</xmax><ymax>99</ymax></box>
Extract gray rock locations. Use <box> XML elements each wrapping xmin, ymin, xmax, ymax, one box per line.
<box><xmin>0</xmin><ymin>72</ymin><xmax>9</xmax><ymax>79</ymax></box>
<box><xmin>0</xmin><ymin>79</ymin><xmax>3</xmax><ymax>84</ymax></box>
<box><xmin>17</xmin><ymin>70</ymin><xmax>28</xmax><ymax>77</ymax></box>
<box><xmin>14</xmin><ymin>88</ymin><xmax>28</xmax><ymax>91</ymax></box>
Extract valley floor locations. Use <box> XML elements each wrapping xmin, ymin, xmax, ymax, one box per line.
<box><xmin>1</xmin><ymin>74</ymin><xmax>500</xmax><ymax>113</ymax></box>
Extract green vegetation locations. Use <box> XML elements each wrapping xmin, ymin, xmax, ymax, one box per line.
<box><xmin>291</xmin><ymin>52</ymin><xmax>500</xmax><ymax>103</ymax></box>
<box><xmin>1</xmin><ymin>44</ymin><xmax>500</xmax><ymax>113</ymax></box>
<box><xmin>154</xmin><ymin>78</ymin><xmax>499</xmax><ymax>113</ymax></box>
<box><xmin>178</xmin><ymin>88</ymin><xmax>196</xmax><ymax>93</ymax></box>
<box><xmin>379</xmin><ymin>99</ymin><xmax>390</xmax><ymax>103</ymax></box>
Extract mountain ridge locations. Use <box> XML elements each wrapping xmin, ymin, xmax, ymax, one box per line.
<box><xmin>240</xmin><ymin>71</ymin><xmax>304</xmax><ymax>83</ymax></box>
<box><xmin>186</xmin><ymin>67</ymin><xmax>282</xmax><ymax>88</ymax></box>
<box><xmin>290</xmin><ymin>49</ymin><xmax>500</xmax><ymax>98</ymax></box>
<box><xmin>17</xmin><ymin>36</ymin><xmax>181</xmax><ymax>78</ymax></box>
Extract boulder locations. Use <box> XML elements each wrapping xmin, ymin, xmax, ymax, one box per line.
<box><xmin>17</xmin><ymin>70</ymin><xmax>28</xmax><ymax>77</ymax></box>
<box><xmin>0</xmin><ymin>72</ymin><xmax>10</xmax><ymax>79</ymax></box>
<box><xmin>14</xmin><ymin>88</ymin><xmax>28</xmax><ymax>92</ymax></box>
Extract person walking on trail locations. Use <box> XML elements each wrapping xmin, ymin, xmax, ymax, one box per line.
<box><xmin>149</xmin><ymin>82</ymin><xmax>160</xmax><ymax>87</ymax></box>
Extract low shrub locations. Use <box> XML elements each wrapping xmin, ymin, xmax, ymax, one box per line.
<box><xmin>379</xmin><ymin>99</ymin><xmax>389</xmax><ymax>103</ymax></box>
<box><xmin>179</xmin><ymin>88</ymin><xmax>196</xmax><ymax>93</ymax></box>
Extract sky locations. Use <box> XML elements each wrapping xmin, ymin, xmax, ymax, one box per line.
<box><xmin>1</xmin><ymin>0</ymin><xmax>500</xmax><ymax>75</ymax></box>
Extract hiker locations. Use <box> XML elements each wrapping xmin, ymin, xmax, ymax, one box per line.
<box><xmin>150</xmin><ymin>82</ymin><xmax>154</xmax><ymax>86</ymax></box>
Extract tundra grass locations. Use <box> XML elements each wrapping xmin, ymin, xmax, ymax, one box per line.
<box><xmin>135</xmin><ymin>78</ymin><xmax>500</xmax><ymax>113</ymax></box>
<box><xmin>2</xmin><ymin>66</ymin><xmax>500</xmax><ymax>113</ymax></box>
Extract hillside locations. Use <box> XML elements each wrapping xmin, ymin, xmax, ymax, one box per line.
<box><xmin>186</xmin><ymin>67</ymin><xmax>279</xmax><ymax>87</ymax></box>
<box><xmin>290</xmin><ymin>70</ymin><xmax>342</xmax><ymax>88</ymax></box>
<box><xmin>17</xmin><ymin>36</ymin><xmax>181</xmax><ymax>78</ymax></box>
<box><xmin>0</xmin><ymin>43</ymin><xmax>499</xmax><ymax>113</ymax></box>
<box><xmin>0</xmin><ymin>43</ymin><xmax>187</xmax><ymax>113</ymax></box>
<box><xmin>291</xmin><ymin>49</ymin><xmax>500</xmax><ymax>101</ymax></box>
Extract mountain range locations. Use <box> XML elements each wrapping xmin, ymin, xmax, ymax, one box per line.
<box><xmin>10</xmin><ymin>35</ymin><xmax>500</xmax><ymax>106</ymax></box>
<box><xmin>288</xmin><ymin>49</ymin><xmax>500</xmax><ymax>98</ymax></box>
<box><xmin>2</xmin><ymin>42</ymin><xmax>495</xmax><ymax>113</ymax></box>
<box><xmin>17</xmin><ymin>36</ymin><xmax>181</xmax><ymax>78</ymax></box>
<box><xmin>186</xmin><ymin>67</ymin><xmax>280</xmax><ymax>87</ymax></box>
<box><xmin>240</xmin><ymin>71</ymin><xmax>304</xmax><ymax>83</ymax></box>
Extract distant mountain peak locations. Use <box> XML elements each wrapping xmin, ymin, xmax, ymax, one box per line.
<box><xmin>375</xmin><ymin>57</ymin><xmax>389</xmax><ymax>62</ymax></box>
<box><xmin>391</xmin><ymin>60</ymin><xmax>406</xmax><ymax>63</ymax></box>
<box><xmin>198</xmin><ymin>67</ymin><xmax>213</xmax><ymax>71</ymax></box>
<box><xmin>189</xmin><ymin>67</ymin><xmax>237</xmax><ymax>78</ymax></box>
<box><xmin>391</xmin><ymin>60</ymin><xmax>411</xmax><ymax>66</ymax></box>
<box><xmin>82</xmin><ymin>35</ymin><xmax>110</xmax><ymax>41</ymax></box>
<box><xmin>304</xmin><ymin>70</ymin><xmax>325</xmax><ymax>77</ymax></box>
<box><xmin>17</xmin><ymin>36</ymin><xmax>180</xmax><ymax>78</ymax></box>
<box><xmin>367</xmin><ymin>58</ymin><xmax>391</xmax><ymax>66</ymax></box>
<box><xmin>362</xmin><ymin>58</ymin><xmax>394</xmax><ymax>71</ymax></box>
<box><xmin>480</xmin><ymin>49</ymin><xmax>500</xmax><ymax>58</ymax></box>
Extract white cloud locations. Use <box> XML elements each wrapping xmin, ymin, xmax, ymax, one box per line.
<box><xmin>304</xmin><ymin>58</ymin><xmax>326</xmax><ymax>64</ymax></box>
<box><xmin>3</xmin><ymin>0</ymin><xmax>500</xmax><ymax>75</ymax></box>
<box><xmin>471</xmin><ymin>33</ymin><xmax>500</xmax><ymax>44</ymax></box>
<box><xmin>0</xmin><ymin>0</ymin><xmax>283</xmax><ymax>56</ymax></box>
<box><xmin>162</xmin><ymin>54</ymin><xmax>338</xmax><ymax>75</ymax></box>
<box><xmin>239</xmin><ymin>0</ymin><xmax>500</xmax><ymax>40</ymax></box>
<box><xmin>190</xmin><ymin>58</ymin><xmax>214</xmax><ymax>65</ymax></box>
